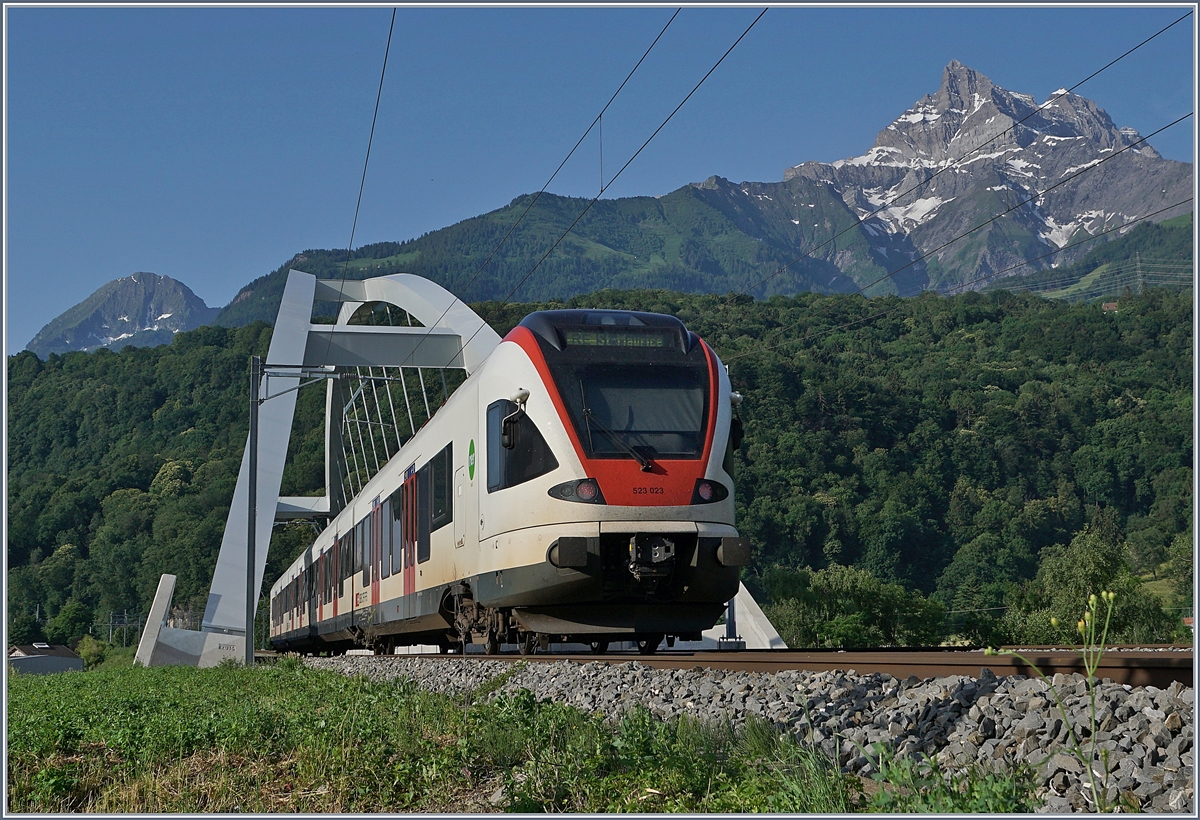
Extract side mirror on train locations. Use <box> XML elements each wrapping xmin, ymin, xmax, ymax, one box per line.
<box><xmin>501</xmin><ymin>388</ymin><xmax>530</xmax><ymax>451</ymax></box>
<box><xmin>502</xmin><ymin>388</ymin><xmax>530</xmax><ymax>450</ymax></box>
<box><xmin>501</xmin><ymin>414</ymin><xmax>519</xmax><ymax>449</ymax></box>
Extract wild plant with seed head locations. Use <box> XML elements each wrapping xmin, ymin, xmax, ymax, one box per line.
<box><xmin>986</xmin><ymin>591</ymin><xmax>1123</xmax><ymax>812</ymax></box>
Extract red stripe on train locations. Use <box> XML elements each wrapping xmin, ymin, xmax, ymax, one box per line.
<box><xmin>502</xmin><ymin>325</ymin><xmax>718</xmax><ymax>507</ymax></box>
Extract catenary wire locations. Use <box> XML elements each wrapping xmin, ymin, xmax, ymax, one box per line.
<box><xmin>317</xmin><ymin>8</ymin><xmax>397</xmax><ymax>368</ymax></box>
<box><xmin>393</xmin><ymin>8</ymin><xmax>681</xmax><ymax>369</ymax></box>
<box><xmin>442</xmin><ymin>8</ymin><xmax>769</xmax><ymax>370</ymax></box>
<box><xmin>991</xmin><ymin>261</ymin><xmax>1192</xmax><ymax>297</ymax></box>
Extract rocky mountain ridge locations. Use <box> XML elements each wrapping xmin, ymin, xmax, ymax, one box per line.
<box><xmin>26</xmin><ymin>272</ymin><xmax>219</xmax><ymax>358</ymax></box>
<box><xmin>774</xmin><ymin>60</ymin><xmax>1189</xmax><ymax>290</ymax></box>
<box><xmin>26</xmin><ymin>62</ymin><xmax>1191</xmax><ymax>353</ymax></box>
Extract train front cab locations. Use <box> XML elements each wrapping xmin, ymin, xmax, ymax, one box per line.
<box><xmin>472</xmin><ymin>309</ymin><xmax>749</xmax><ymax>645</ymax></box>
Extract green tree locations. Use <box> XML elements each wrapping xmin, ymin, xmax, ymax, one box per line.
<box><xmin>44</xmin><ymin>599</ymin><xmax>93</xmax><ymax>647</ymax></box>
<box><xmin>1165</xmin><ymin>529</ymin><xmax>1194</xmax><ymax>610</ymax></box>
<box><xmin>7</xmin><ymin>610</ymin><xmax>45</xmax><ymax>645</ymax></box>
<box><xmin>762</xmin><ymin>564</ymin><xmax>945</xmax><ymax>648</ymax></box>
<box><xmin>1001</xmin><ymin>525</ymin><xmax>1183</xmax><ymax>644</ymax></box>
<box><xmin>75</xmin><ymin>634</ymin><xmax>107</xmax><ymax>668</ymax></box>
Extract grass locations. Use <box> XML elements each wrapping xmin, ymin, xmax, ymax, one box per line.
<box><xmin>8</xmin><ymin>658</ymin><xmax>1039</xmax><ymax>813</ymax></box>
<box><xmin>7</xmin><ymin>659</ymin><xmax>862</xmax><ymax>813</ymax></box>
<box><xmin>1138</xmin><ymin>573</ymin><xmax>1177</xmax><ymax>610</ymax></box>
<box><xmin>89</xmin><ymin>644</ymin><xmax>138</xmax><ymax>672</ymax></box>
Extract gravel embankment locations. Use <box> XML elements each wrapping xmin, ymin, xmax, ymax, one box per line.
<box><xmin>304</xmin><ymin>655</ymin><xmax>1194</xmax><ymax>813</ymax></box>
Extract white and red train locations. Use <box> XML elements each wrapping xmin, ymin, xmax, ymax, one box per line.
<box><xmin>269</xmin><ymin>308</ymin><xmax>749</xmax><ymax>655</ymax></box>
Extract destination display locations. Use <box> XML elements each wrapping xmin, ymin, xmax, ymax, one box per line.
<box><xmin>562</xmin><ymin>327</ymin><xmax>675</xmax><ymax>349</ymax></box>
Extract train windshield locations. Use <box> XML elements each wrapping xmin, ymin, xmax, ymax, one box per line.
<box><xmin>521</xmin><ymin>310</ymin><xmax>712</xmax><ymax>462</ymax></box>
<box><xmin>570</xmin><ymin>366</ymin><xmax>706</xmax><ymax>459</ymax></box>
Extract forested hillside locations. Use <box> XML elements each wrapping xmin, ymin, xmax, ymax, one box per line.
<box><xmin>984</xmin><ymin>213</ymin><xmax>1193</xmax><ymax>298</ymax></box>
<box><xmin>213</xmin><ymin>187</ymin><xmax>859</xmax><ymax>330</ymax></box>
<box><xmin>8</xmin><ymin>287</ymin><xmax>1192</xmax><ymax>647</ymax></box>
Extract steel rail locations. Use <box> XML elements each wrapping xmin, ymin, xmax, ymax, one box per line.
<box><xmin>382</xmin><ymin>646</ymin><xmax>1193</xmax><ymax>689</ymax></box>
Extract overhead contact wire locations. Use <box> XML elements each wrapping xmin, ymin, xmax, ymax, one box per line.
<box><xmin>444</xmin><ymin>8</ymin><xmax>769</xmax><ymax>369</ymax></box>
<box><xmin>318</xmin><ymin>8</ymin><xmax>397</xmax><ymax>369</ymax></box>
<box><xmin>396</xmin><ymin>8</ymin><xmax>681</xmax><ymax>369</ymax></box>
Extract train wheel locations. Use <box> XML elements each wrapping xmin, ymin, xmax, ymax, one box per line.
<box><xmin>484</xmin><ymin>631</ymin><xmax>500</xmax><ymax>655</ymax></box>
<box><xmin>636</xmin><ymin>634</ymin><xmax>663</xmax><ymax>655</ymax></box>
<box><xmin>518</xmin><ymin>632</ymin><xmax>537</xmax><ymax>655</ymax></box>
<box><xmin>588</xmin><ymin>640</ymin><xmax>609</xmax><ymax>655</ymax></box>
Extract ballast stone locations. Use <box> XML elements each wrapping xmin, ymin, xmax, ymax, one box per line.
<box><xmin>302</xmin><ymin>655</ymin><xmax>1194</xmax><ymax>814</ymax></box>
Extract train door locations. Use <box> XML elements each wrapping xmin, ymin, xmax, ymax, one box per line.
<box><xmin>316</xmin><ymin>551</ymin><xmax>324</xmax><ymax>624</ymax></box>
<box><xmin>402</xmin><ymin>474</ymin><xmax>417</xmax><ymax>597</ymax></box>
<box><xmin>453</xmin><ymin>466</ymin><xmax>466</xmax><ymax>549</ymax></box>
<box><xmin>305</xmin><ymin>551</ymin><xmax>316</xmax><ymax>638</ymax></box>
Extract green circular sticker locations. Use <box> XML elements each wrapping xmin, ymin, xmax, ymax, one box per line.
<box><xmin>468</xmin><ymin>439</ymin><xmax>476</xmax><ymax>480</ymax></box>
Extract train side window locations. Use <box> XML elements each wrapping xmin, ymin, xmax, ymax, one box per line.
<box><xmin>417</xmin><ymin>464</ymin><xmax>432</xmax><ymax>563</ymax></box>
<box><xmin>380</xmin><ymin>499</ymin><xmax>391</xmax><ymax>580</ymax></box>
<box><xmin>359</xmin><ymin>517</ymin><xmax>371</xmax><ymax>585</ymax></box>
<box><xmin>390</xmin><ymin>488</ymin><xmax>403</xmax><ymax>575</ymax></box>
<box><xmin>341</xmin><ymin>528</ymin><xmax>354</xmax><ymax>593</ymax></box>
<box><xmin>340</xmin><ymin>532</ymin><xmax>348</xmax><ymax>582</ymax></box>
<box><xmin>431</xmin><ymin>443</ymin><xmax>453</xmax><ymax>532</ymax></box>
<box><xmin>487</xmin><ymin>400</ymin><xmax>559</xmax><ymax>493</ymax></box>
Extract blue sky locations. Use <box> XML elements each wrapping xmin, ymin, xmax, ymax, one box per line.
<box><xmin>5</xmin><ymin>5</ymin><xmax>1195</xmax><ymax>352</ymax></box>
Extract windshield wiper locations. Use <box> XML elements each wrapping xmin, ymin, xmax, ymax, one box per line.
<box><xmin>583</xmin><ymin>407</ymin><xmax>654</xmax><ymax>472</ymax></box>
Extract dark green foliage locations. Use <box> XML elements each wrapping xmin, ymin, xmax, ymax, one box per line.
<box><xmin>998</xmin><ymin>524</ymin><xmax>1185</xmax><ymax>644</ymax></box>
<box><xmin>6</xmin><ymin>323</ymin><xmax>324</xmax><ymax>630</ymax></box>
<box><xmin>1165</xmin><ymin>529</ymin><xmax>1194</xmax><ymax>609</ymax></box>
<box><xmin>8</xmin><ymin>285</ymin><xmax>1192</xmax><ymax>645</ymax></box>
<box><xmin>44</xmin><ymin>599</ymin><xmax>93</xmax><ymax>647</ymax></box>
<box><xmin>7</xmin><ymin>609</ymin><xmax>46</xmax><ymax>645</ymax></box>
<box><xmin>761</xmin><ymin>565</ymin><xmax>946</xmax><ymax>648</ymax></box>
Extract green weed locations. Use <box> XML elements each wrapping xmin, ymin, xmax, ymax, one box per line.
<box><xmin>988</xmin><ymin>589</ymin><xmax>1133</xmax><ymax>813</ymax></box>
<box><xmin>863</xmin><ymin>742</ymin><xmax>1037</xmax><ymax>813</ymax></box>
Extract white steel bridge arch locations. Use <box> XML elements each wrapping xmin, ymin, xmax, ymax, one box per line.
<box><xmin>137</xmin><ymin>271</ymin><xmax>500</xmax><ymax>666</ymax></box>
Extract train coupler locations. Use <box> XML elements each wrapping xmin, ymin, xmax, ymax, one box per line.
<box><xmin>627</xmin><ymin>534</ymin><xmax>675</xmax><ymax>582</ymax></box>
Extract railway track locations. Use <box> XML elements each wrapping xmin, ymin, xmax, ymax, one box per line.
<box><xmin>376</xmin><ymin>645</ymin><xmax>1194</xmax><ymax>689</ymax></box>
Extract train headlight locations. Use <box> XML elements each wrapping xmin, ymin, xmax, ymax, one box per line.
<box><xmin>548</xmin><ymin>478</ymin><xmax>606</xmax><ymax>504</ymax></box>
<box><xmin>691</xmin><ymin>479</ymin><xmax>729</xmax><ymax>504</ymax></box>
